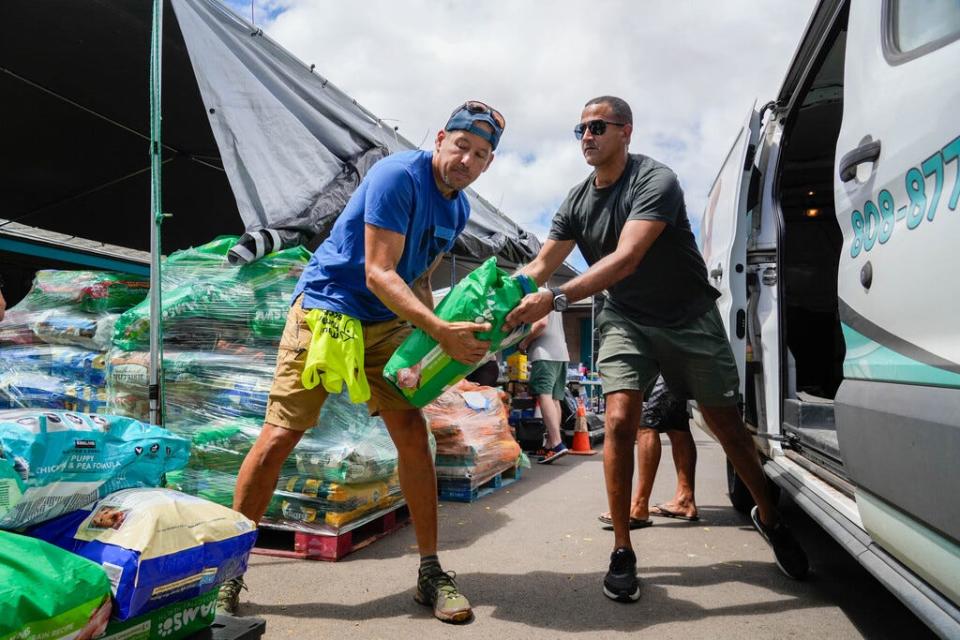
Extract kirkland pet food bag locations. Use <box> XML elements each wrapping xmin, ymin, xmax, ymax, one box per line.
<box><xmin>0</xmin><ymin>410</ymin><xmax>190</xmax><ymax>530</ymax></box>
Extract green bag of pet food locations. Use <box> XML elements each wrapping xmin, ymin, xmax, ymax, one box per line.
<box><xmin>383</xmin><ymin>258</ymin><xmax>535</xmax><ymax>407</ymax></box>
<box><xmin>0</xmin><ymin>530</ymin><xmax>113</xmax><ymax>640</ymax></box>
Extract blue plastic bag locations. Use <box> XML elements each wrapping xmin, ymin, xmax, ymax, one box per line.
<box><xmin>29</xmin><ymin>488</ymin><xmax>257</xmax><ymax>620</ymax></box>
<box><xmin>0</xmin><ymin>410</ymin><xmax>190</xmax><ymax>530</ymax></box>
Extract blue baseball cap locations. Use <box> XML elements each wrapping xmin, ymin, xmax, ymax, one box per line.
<box><xmin>445</xmin><ymin>100</ymin><xmax>505</xmax><ymax>151</ymax></box>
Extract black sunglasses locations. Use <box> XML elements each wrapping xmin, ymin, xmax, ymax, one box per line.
<box><xmin>450</xmin><ymin>100</ymin><xmax>506</xmax><ymax>130</ymax></box>
<box><xmin>574</xmin><ymin>119</ymin><xmax>627</xmax><ymax>140</ymax></box>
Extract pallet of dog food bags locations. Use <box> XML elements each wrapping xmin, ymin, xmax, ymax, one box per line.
<box><xmin>424</xmin><ymin>380</ymin><xmax>523</xmax><ymax>493</ymax></box>
<box><xmin>106</xmin><ymin>237</ymin><xmax>412</xmax><ymax>535</ymax></box>
<box><xmin>0</xmin><ymin>270</ymin><xmax>148</xmax><ymax>414</ymax></box>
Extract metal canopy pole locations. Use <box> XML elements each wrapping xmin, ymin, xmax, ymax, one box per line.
<box><xmin>148</xmin><ymin>0</ymin><xmax>166</xmax><ymax>426</ymax></box>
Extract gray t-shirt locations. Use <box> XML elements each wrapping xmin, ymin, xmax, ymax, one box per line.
<box><xmin>529</xmin><ymin>310</ymin><xmax>569</xmax><ymax>362</ymax></box>
<box><xmin>549</xmin><ymin>154</ymin><xmax>719</xmax><ymax>327</ymax></box>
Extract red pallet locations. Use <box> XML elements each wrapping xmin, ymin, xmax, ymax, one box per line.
<box><xmin>252</xmin><ymin>504</ymin><xmax>410</xmax><ymax>562</ymax></box>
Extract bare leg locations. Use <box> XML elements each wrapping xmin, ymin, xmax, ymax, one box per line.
<box><xmin>540</xmin><ymin>395</ymin><xmax>563</xmax><ymax>448</ymax></box>
<box><xmin>629</xmin><ymin>428</ymin><xmax>660</xmax><ymax>520</ymax></box>
<box><xmin>233</xmin><ymin>423</ymin><xmax>304</xmax><ymax>523</ymax></box>
<box><xmin>654</xmin><ymin>429</ymin><xmax>698</xmax><ymax>518</ymax></box>
<box><xmin>700</xmin><ymin>405</ymin><xmax>777</xmax><ymax>525</ymax></box>
<box><xmin>603</xmin><ymin>391</ymin><xmax>643</xmax><ymax>551</ymax></box>
<box><xmin>381</xmin><ymin>408</ymin><xmax>438</xmax><ymax>556</ymax></box>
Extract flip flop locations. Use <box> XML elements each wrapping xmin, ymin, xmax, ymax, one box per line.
<box><xmin>651</xmin><ymin>504</ymin><xmax>700</xmax><ymax>521</ymax></box>
<box><xmin>597</xmin><ymin>514</ymin><xmax>653</xmax><ymax>530</ymax></box>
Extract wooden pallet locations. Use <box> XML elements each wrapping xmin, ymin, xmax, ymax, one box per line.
<box><xmin>252</xmin><ymin>503</ymin><xmax>410</xmax><ymax>562</ymax></box>
<box><xmin>437</xmin><ymin>463</ymin><xmax>523</xmax><ymax>503</ymax></box>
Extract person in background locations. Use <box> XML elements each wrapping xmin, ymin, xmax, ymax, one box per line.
<box><xmin>223</xmin><ymin>101</ymin><xmax>505</xmax><ymax>624</ymax></box>
<box><xmin>598</xmin><ymin>375</ymin><xmax>699</xmax><ymax>530</ymax></box>
<box><xmin>504</xmin><ymin>95</ymin><xmax>807</xmax><ymax>604</ymax></box>
<box><xmin>519</xmin><ymin>310</ymin><xmax>570</xmax><ymax>463</ymax></box>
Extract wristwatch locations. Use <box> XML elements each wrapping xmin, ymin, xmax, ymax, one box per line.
<box><xmin>549</xmin><ymin>286</ymin><xmax>568</xmax><ymax>312</ymax></box>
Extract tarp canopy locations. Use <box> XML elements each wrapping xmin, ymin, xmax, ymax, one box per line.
<box><xmin>0</xmin><ymin>0</ymin><xmax>543</xmax><ymax>270</ymax></box>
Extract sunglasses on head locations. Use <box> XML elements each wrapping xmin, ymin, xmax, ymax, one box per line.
<box><xmin>450</xmin><ymin>100</ymin><xmax>506</xmax><ymax>130</ymax></box>
<box><xmin>574</xmin><ymin>119</ymin><xmax>627</xmax><ymax>140</ymax></box>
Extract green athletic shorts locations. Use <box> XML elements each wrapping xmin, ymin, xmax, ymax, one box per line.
<box><xmin>529</xmin><ymin>360</ymin><xmax>568</xmax><ymax>400</ymax></box>
<box><xmin>596</xmin><ymin>304</ymin><xmax>739</xmax><ymax>407</ymax></box>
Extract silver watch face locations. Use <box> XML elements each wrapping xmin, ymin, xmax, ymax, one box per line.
<box><xmin>553</xmin><ymin>294</ymin><xmax>568</xmax><ymax>311</ymax></box>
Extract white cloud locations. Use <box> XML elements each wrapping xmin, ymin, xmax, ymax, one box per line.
<box><xmin>237</xmin><ymin>0</ymin><xmax>817</xmax><ymax>268</ymax></box>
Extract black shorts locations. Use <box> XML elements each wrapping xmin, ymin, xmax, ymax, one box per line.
<box><xmin>641</xmin><ymin>375</ymin><xmax>690</xmax><ymax>433</ymax></box>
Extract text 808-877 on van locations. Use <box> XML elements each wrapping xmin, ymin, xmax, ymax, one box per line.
<box><xmin>849</xmin><ymin>133</ymin><xmax>960</xmax><ymax>258</ymax></box>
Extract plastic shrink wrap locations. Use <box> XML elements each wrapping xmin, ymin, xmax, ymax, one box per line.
<box><xmin>423</xmin><ymin>380</ymin><xmax>521</xmax><ymax>489</ymax></box>
<box><xmin>0</xmin><ymin>270</ymin><xmax>146</xmax><ymax>413</ymax></box>
<box><xmin>111</xmin><ymin>237</ymin><xmax>309</xmax><ymax>351</ymax></box>
<box><xmin>101</xmin><ymin>237</ymin><xmax>411</xmax><ymax>533</ymax></box>
<box><xmin>164</xmin><ymin>391</ymin><xmax>411</xmax><ymax>533</ymax></box>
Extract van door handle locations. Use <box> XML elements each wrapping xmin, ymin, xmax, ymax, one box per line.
<box><xmin>839</xmin><ymin>140</ymin><xmax>882</xmax><ymax>183</ymax></box>
<box><xmin>709</xmin><ymin>264</ymin><xmax>723</xmax><ymax>281</ymax></box>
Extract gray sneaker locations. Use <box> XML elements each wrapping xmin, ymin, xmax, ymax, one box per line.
<box><xmin>414</xmin><ymin>566</ymin><xmax>473</xmax><ymax>624</ymax></box>
<box><xmin>217</xmin><ymin>577</ymin><xmax>247</xmax><ymax>615</ymax></box>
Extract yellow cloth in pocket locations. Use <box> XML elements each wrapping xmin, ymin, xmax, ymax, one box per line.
<box><xmin>301</xmin><ymin>309</ymin><xmax>370</xmax><ymax>403</ymax></box>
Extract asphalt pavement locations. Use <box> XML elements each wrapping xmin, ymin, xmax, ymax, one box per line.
<box><xmin>240</xmin><ymin>432</ymin><xmax>936</xmax><ymax>639</ymax></box>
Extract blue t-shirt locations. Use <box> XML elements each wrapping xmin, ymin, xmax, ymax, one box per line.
<box><xmin>292</xmin><ymin>150</ymin><xmax>469</xmax><ymax>322</ymax></box>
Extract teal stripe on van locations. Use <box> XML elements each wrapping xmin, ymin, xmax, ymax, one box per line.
<box><xmin>842</xmin><ymin>324</ymin><xmax>960</xmax><ymax>388</ymax></box>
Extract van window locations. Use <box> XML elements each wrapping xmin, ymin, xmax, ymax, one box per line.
<box><xmin>890</xmin><ymin>0</ymin><xmax>960</xmax><ymax>53</ymax></box>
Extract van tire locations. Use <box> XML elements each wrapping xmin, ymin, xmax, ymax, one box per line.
<box><xmin>726</xmin><ymin>459</ymin><xmax>780</xmax><ymax>513</ymax></box>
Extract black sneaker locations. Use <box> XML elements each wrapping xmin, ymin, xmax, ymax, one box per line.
<box><xmin>751</xmin><ymin>506</ymin><xmax>809</xmax><ymax>580</ymax></box>
<box><xmin>603</xmin><ymin>547</ymin><xmax>641</xmax><ymax>602</ymax></box>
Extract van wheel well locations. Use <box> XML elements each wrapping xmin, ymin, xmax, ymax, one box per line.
<box><xmin>726</xmin><ymin>458</ymin><xmax>781</xmax><ymax>513</ymax></box>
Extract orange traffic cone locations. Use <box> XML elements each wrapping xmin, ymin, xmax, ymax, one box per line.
<box><xmin>568</xmin><ymin>397</ymin><xmax>597</xmax><ymax>456</ymax></box>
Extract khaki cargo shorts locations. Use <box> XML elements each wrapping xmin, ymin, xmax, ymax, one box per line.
<box><xmin>596</xmin><ymin>304</ymin><xmax>740</xmax><ymax>407</ymax></box>
<box><xmin>264</xmin><ymin>296</ymin><xmax>414</xmax><ymax>431</ymax></box>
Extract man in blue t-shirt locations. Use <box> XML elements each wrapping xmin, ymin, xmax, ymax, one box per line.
<box><xmin>223</xmin><ymin>101</ymin><xmax>505</xmax><ymax>624</ymax></box>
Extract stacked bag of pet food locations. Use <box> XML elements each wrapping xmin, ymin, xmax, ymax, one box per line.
<box><xmin>107</xmin><ymin>236</ymin><xmax>308</xmax><ymax>425</ymax></box>
<box><xmin>422</xmin><ymin>380</ymin><xmax>524</xmax><ymax>499</ymax></box>
<box><xmin>0</xmin><ymin>409</ymin><xmax>258</xmax><ymax>640</ymax></box>
<box><xmin>108</xmin><ymin>236</ymin><xmax>413</xmax><ymax>535</ymax></box>
<box><xmin>167</xmin><ymin>390</ymin><xmax>415</xmax><ymax>534</ymax></box>
<box><xmin>0</xmin><ymin>270</ymin><xmax>149</xmax><ymax>414</ymax></box>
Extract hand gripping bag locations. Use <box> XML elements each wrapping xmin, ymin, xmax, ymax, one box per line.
<box><xmin>383</xmin><ymin>258</ymin><xmax>535</xmax><ymax>407</ymax></box>
<box><xmin>28</xmin><ymin>488</ymin><xmax>258</xmax><ymax>620</ymax></box>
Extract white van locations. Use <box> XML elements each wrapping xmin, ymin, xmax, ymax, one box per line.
<box><xmin>697</xmin><ymin>1</ymin><xmax>960</xmax><ymax>635</ymax></box>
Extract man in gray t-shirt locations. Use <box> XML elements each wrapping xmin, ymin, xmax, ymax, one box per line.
<box><xmin>504</xmin><ymin>95</ymin><xmax>808</xmax><ymax>603</ymax></box>
<box><xmin>519</xmin><ymin>310</ymin><xmax>570</xmax><ymax>464</ymax></box>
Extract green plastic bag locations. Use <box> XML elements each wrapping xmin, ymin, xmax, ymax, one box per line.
<box><xmin>99</xmin><ymin>588</ymin><xmax>218</xmax><ymax>640</ymax></box>
<box><xmin>20</xmin><ymin>270</ymin><xmax>149</xmax><ymax>314</ymax></box>
<box><xmin>383</xmin><ymin>258</ymin><xmax>535</xmax><ymax>407</ymax></box>
<box><xmin>0</xmin><ymin>530</ymin><xmax>112</xmax><ymax>640</ymax></box>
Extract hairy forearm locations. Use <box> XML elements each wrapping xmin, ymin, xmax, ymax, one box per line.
<box><xmin>517</xmin><ymin>257</ymin><xmax>553</xmax><ymax>287</ymax></box>
<box><xmin>367</xmin><ymin>268</ymin><xmax>442</xmax><ymax>338</ymax></box>
<box><xmin>557</xmin><ymin>251</ymin><xmax>638</xmax><ymax>303</ymax></box>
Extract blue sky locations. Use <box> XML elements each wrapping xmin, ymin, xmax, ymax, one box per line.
<box><xmin>223</xmin><ymin>0</ymin><xmax>816</xmax><ymax>272</ymax></box>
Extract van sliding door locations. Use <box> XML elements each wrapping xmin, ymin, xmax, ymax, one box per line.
<box><xmin>699</xmin><ymin>106</ymin><xmax>761</xmax><ymax>405</ymax></box>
